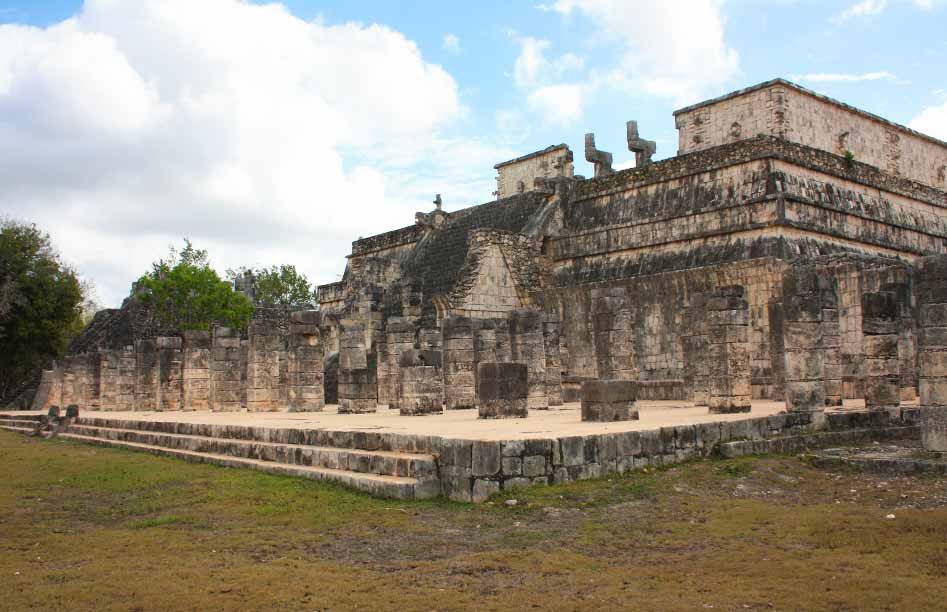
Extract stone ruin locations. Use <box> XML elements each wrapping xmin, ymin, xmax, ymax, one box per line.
<box><xmin>25</xmin><ymin>78</ymin><xmax>947</xmax><ymax>429</ymax></box>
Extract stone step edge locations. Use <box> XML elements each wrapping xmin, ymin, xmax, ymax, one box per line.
<box><xmin>0</xmin><ymin>419</ymin><xmax>43</xmax><ymax>428</ymax></box>
<box><xmin>72</xmin><ymin>416</ymin><xmax>421</xmax><ymax>453</ymax></box>
<box><xmin>66</xmin><ymin>423</ymin><xmax>436</xmax><ymax>463</ymax></box>
<box><xmin>805</xmin><ymin>453</ymin><xmax>947</xmax><ymax>475</ymax></box>
<box><xmin>56</xmin><ymin>433</ymin><xmax>439</xmax><ymax>500</ymax></box>
<box><xmin>715</xmin><ymin>425</ymin><xmax>919</xmax><ymax>458</ymax></box>
<box><xmin>1</xmin><ymin>426</ymin><xmax>35</xmax><ymax>434</ymax></box>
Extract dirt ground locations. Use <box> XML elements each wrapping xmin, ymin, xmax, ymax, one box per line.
<box><xmin>2</xmin><ymin>430</ymin><xmax>946</xmax><ymax>611</ymax></box>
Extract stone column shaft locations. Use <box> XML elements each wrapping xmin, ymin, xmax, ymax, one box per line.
<box><xmin>706</xmin><ymin>285</ymin><xmax>751</xmax><ymax>414</ymax></box>
<box><xmin>210</xmin><ymin>327</ymin><xmax>243</xmax><ymax>412</ymax></box>
<box><xmin>156</xmin><ymin>336</ymin><xmax>184</xmax><ymax>411</ymax></box>
<box><xmin>339</xmin><ymin>320</ymin><xmax>377</xmax><ymax>414</ymax></box>
<box><xmin>782</xmin><ymin>267</ymin><xmax>827</xmax><ymax>413</ymax></box>
<box><xmin>510</xmin><ymin>309</ymin><xmax>548</xmax><ymax>410</ymax></box>
<box><xmin>288</xmin><ymin>310</ymin><xmax>324</xmax><ymax>412</ymax></box>
<box><xmin>442</xmin><ymin>316</ymin><xmax>476</xmax><ymax>410</ymax></box>
<box><xmin>861</xmin><ymin>290</ymin><xmax>901</xmax><ymax>411</ymax></box>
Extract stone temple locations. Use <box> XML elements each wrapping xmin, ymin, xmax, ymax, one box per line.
<box><xmin>6</xmin><ymin>78</ymin><xmax>947</xmax><ymax>502</ymax></box>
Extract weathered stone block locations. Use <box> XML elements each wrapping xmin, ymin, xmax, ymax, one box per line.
<box><xmin>580</xmin><ymin>380</ymin><xmax>638</xmax><ymax>422</ymax></box>
<box><xmin>921</xmin><ymin>409</ymin><xmax>947</xmax><ymax>453</ymax></box>
<box><xmin>477</xmin><ymin>362</ymin><xmax>528</xmax><ymax>419</ymax></box>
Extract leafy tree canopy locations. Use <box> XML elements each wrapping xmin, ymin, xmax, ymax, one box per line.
<box><xmin>227</xmin><ymin>264</ymin><xmax>317</xmax><ymax>307</ymax></box>
<box><xmin>137</xmin><ymin>239</ymin><xmax>253</xmax><ymax>331</ymax></box>
<box><xmin>0</xmin><ymin>219</ymin><xmax>83</xmax><ymax>397</ymax></box>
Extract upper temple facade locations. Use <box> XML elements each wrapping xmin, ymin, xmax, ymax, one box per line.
<box><xmin>313</xmin><ymin>78</ymin><xmax>947</xmax><ymax>403</ymax></box>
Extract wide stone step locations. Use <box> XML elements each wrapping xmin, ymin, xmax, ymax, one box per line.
<box><xmin>75</xmin><ymin>417</ymin><xmax>415</xmax><ymax>453</ymax></box>
<box><xmin>0</xmin><ymin>414</ymin><xmax>43</xmax><ymax>422</ymax></box>
<box><xmin>57</xmin><ymin>433</ymin><xmax>437</xmax><ymax>500</ymax></box>
<box><xmin>715</xmin><ymin>425</ymin><xmax>919</xmax><ymax>458</ymax></box>
<box><xmin>0</xmin><ymin>425</ymin><xmax>35</xmax><ymax>434</ymax></box>
<box><xmin>66</xmin><ymin>424</ymin><xmax>438</xmax><ymax>480</ymax></box>
<box><xmin>0</xmin><ymin>419</ymin><xmax>42</xmax><ymax>429</ymax></box>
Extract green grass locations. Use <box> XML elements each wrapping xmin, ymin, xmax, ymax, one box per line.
<box><xmin>2</xmin><ymin>430</ymin><xmax>947</xmax><ymax>611</ymax></box>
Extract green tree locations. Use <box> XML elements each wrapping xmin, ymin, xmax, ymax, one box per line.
<box><xmin>227</xmin><ymin>264</ymin><xmax>317</xmax><ymax>306</ymax></box>
<box><xmin>0</xmin><ymin>219</ymin><xmax>83</xmax><ymax>398</ymax></box>
<box><xmin>137</xmin><ymin>239</ymin><xmax>253</xmax><ymax>331</ymax></box>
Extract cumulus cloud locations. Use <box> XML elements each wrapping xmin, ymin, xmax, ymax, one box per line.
<box><xmin>508</xmin><ymin>33</ymin><xmax>585</xmax><ymax>124</ymax></box>
<box><xmin>832</xmin><ymin>0</ymin><xmax>944</xmax><ymax>22</ymax></box>
<box><xmin>831</xmin><ymin>0</ymin><xmax>889</xmax><ymax>22</ymax></box>
<box><xmin>541</xmin><ymin>0</ymin><xmax>740</xmax><ymax>105</ymax></box>
<box><xmin>528</xmin><ymin>83</ymin><xmax>584</xmax><ymax>126</ymax></box>
<box><xmin>910</xmin><ymin>102</ymin><xmax>947</xmax><ymax>141</ymax></box>
<box><xmin>0</xmin><ymin>0</ymin><xmax>473</xmax><ymax>305</ymax></box>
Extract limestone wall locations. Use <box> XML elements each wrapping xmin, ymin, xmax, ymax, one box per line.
<box><xmin>674</xmin><ymin>80</ymin><xmax>947</xmax><ymax>189</ymax></box>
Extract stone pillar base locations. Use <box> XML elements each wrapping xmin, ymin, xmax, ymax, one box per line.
<box><xmin>580</xmin><ymin>380</ymin><xmax>638</xmax><ymax>422</ymax></box>
<box><xmin>921</xmin><ymin>408</ymin><xmax>947</xmax><ymax>453</ymax></box>
<box><xmin>477</xmin><ymin>363</ymin><xmax>528</xmax><ymax>419</ymax></box>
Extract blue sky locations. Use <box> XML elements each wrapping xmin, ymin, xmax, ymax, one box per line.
<box><xmin>1</xmin><ymin>0</ymin><xmax>945</xmax><ymax>306</ymax></box>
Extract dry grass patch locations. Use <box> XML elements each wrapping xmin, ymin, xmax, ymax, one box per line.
<box><xmin>2</xmin><ymin>431</ymin><xmax>947</xmax><ymax>611</ymax></box>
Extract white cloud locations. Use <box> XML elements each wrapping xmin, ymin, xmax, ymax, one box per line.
<box><xmin>791</xmin><ymin>71</ymin><xmax>897</xmax><ymax>82</ymax></box>
<box><xmin>442</xmin><ymin>32</ymin><xmax>460</xmax><ymax>54</ymax></box>
<box><xmin>832</xmin><ymin>0</ymin><xmax>943</xmax><ymax>22</ymax></box>
<box><xmin>0</xmin><ymin>0</ymin><xmax>468</xmax><ymax>305</ymax></box>
<box><xmin>508</xmin><ymin>33</ymin><xmax>586</xmax><ymax>125</ymax></box>
<box><xmin>542</xmin><ymin>0</ymin><xmax>739</xmax><ymax>105</ymax></box>
<box><xmin>511</xmin><ymin>35</ymin><xmax>583</xmax><ymax>90</ymax></box>
<box><xmin>528</xmin><ymin>83</ymin><xmax>584</xmax><ymax>126</ymax></box>
<box><xmin>831</xmin><ymin>0</ymin><xmax>889</xmax><ymax>22</ymax></box>
<box><xmin>910</xmin><ymin>102</ymin><xmax>947</xmax><ymax>140</ymax></box>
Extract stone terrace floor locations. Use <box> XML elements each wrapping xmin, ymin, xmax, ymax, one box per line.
<box><xmin>19</xmin><ymin>399</ymin><xmax>899</xmax><ymax>441</ymax></box>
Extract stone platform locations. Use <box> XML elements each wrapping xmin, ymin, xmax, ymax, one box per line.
<box><xmin>0</xmin><ymin>399</ymin><xmax>922</xmax><ymax>502</ymax></box>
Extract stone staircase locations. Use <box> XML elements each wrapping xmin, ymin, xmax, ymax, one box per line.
<box><xmin>0</xmin><ymin>413</ymin><xmax>441</xmax><ymax>500</ymax></box>
<box><xmin>0</xmin><ymin>413</ymin><xmax>43</xmax><ymax>434</ymax></box>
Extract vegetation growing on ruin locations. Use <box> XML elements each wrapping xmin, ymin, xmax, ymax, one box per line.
<box><xmin>0</xmin><ymin>219</ymin><xmax>84</xmax><ymax>399</ymax></box>
<box><xmin>226</xmin><ymin>263</ymin><xmax>317</xmax><ymax>306</ymax></box>
<box><xmin>3</xmin><ymin>431</ymin><xmax>946</xmax><ymax>611</ymax></box>
<box><xmin>135</xmin><ymin>239</ymin><xmax>253</xmax><ymax>331</ymax></box>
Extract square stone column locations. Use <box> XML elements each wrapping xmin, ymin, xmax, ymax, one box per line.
<box><xmin>510</xmin><ymin>309</ymin><xmax>548</xmax><ymax>409</ymax></box>
<box><xmin>782</xmin><ymin>267</ymin><xmax>826</xmax><ymax>413</ymax></box>
<box><xmin>134</xmin><ymin>339</ymin><xmax>158</xmax><ymax>411</ymax></box>
<box><xmin>917</xmin><ymin>256</ymin><xmax>947</xmax><ymax>409</ymax></box>
<box><xmin>385</xmin><ymin>318</ymin><xmax>416</xmax><ymax>411</ymax></box>
<box><xmin>706</xmin><ymin>285</ymin><xmax>751</xmax><ymax>414</ymax></box>
<box><xmin>684</xmin><ymin>292</ymin><xmax>710</xmax><ymax>406</ymax></box>
<box><xmin>398</xmin><ymin>349</ymin><xmax>443</xmax><ymax>415</ymax></box>
<box><xmin>288</xmin><ymin>310</ymin><xmax>324</xmax><ymax>412</ymax></box>
<box><xmin>581</xmin><ymin>380</ymin><xmax>638</xmax><ymax>422</ymax></box>
<box><xmin>98</xmin><ymin>349</ymin><xmax>119</xmax><ymax>411</ymax></box>
<box><xmin>442</xmin><ymin>316</ymin><xmax>476</xmax><ymax>410</ymax></box>
<box><xmin>156</xmin><ymin>336</ymin><xmax>184</xmax><ymax>411</ymax></box>
<box><xmin>247</xmin><ymin>320</ymin><xmax>282</xmax><ymax>412</ymax></box>
<box><xmin>591</xmin><ymin>287</ymin><xmax>636</xmax><ymax>381</ymax></box>
<box><xmin>63</xmin><ymin>354</ymin><xmax>95</xmax><ymax>410</ymax></box>
<box><xmin>116</xmin><ymin>347</ymin><xmax>136</xmax><ymax>411</ymax></box>
<box><xmin>542</xmin><ymin>314</ymin><xmax>564</xmax><ymax>407</ymax></box>
<box><xmin>182</xmin><ymin>331</ymin><xmax>211</xmax><ymax>411</ymax></box>
<box><xmin>477</xmin><ymin>362</ymin><xmax>528</xmax><ymax>419</ymax></box>
<box><xmin>861</xmin><ymin>290</ymin><xmax>901</xmax><ymax>411</ymax></box>
<box><xmin>820</xmin><ymin>270</ymin><xmax>844</xmax><ymax>407</ymax></box>
<box><xmin>339</xmin><ymin>320</ymin><xmax>377</xmax><ymax>414</ymax></box>
<box><xmin>210</xmin><ymin>327</ymin><xmax>243</xmax><ymax>412</ymax></box>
